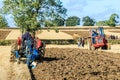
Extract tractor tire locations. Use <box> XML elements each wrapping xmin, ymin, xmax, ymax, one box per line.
<box><xmin>101</xmin><ymin>45</ymin><xmax>108</xmax><ymax>50</ymax></box>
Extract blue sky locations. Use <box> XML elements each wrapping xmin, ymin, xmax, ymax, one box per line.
<box><xmin>61</xmin><ymin>0</ymin><xmax>120</xmax><ymax>20</ymax></box>
<box><xmin>0</xmin><ymin>0</ymin><xmax>15</xmax><ymax>27</ymax></box>
<box><xmin>0</xmin><ymin>0</ymin><xmax>120</xmax><ymax>27</ymax></box>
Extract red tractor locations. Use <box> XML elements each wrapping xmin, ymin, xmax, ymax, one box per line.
<box><xmin>88</xmin><ymin>27</ymin><xmax>108</xmax><ymax>50</ymax></box>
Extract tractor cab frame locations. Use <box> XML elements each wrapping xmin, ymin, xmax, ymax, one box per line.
<box><xmin>88</xmin><ymin>27</ymin><xmax>108</xmax><ymax>50</ymax></box>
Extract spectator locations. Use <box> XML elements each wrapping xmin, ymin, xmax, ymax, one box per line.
<box><xmin>81</xmin><ymin>37</ymin><xmax>85</xmax><ymax>47</ymax></box>
<box><xmin>115</xmin><ymin>35</ymin><xmax>118</xmax><ymax>40</ymax></box>
<box><xmin>77</xmin><ymin>37</ymin><xmax>82</xmax><ymax>47</ymax></box>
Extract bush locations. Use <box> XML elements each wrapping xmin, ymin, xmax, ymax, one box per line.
<box><xmin>108</xmin><ymin>39</ymin><xmax>120</xmax><ymax>44</ymax></box>
<box><xmin>55</xmin><ymin>28</ymin><xmax>59</xmax><ymax>33</ymax></box>
<box><xmin>0</xmin><ymin>40</ymin><xmax>13</xmax><ymax>46</ymax></box>
<box><xmin>43</xmin><ymin>39</ymin><xmax>75</xmax><ymax>45</ymax></box>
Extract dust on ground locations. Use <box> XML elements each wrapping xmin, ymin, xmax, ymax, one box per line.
<box><xmin>0</xmin><ymin>46</ymin><xmax>31</xmax><ymax>80</ymax></box>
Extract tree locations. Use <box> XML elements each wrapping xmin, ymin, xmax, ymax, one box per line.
<box><xmin>2</xmin><ymin>0</ymin><xmax>67</xmax><ymax>33</ymax></box>
<box><xmin>96</xmin><ymin>20</ymin><xmax>108</xmax><ymax>26</ymax></box>
<box><xmin>107</xmin><ymin>13</ymin><xmax>119</xmax><ymax>27</ymax></box>
<box><xmin>0</xmin><ymin>15</ymin><xmax>8</xmax><ymax>28</ymax></box>
<box><xmin>66</xmin><ymin>16</ymin><xmax>80</xmax><ymax>26</ymax></box>
<box><xmin>52</xmin><ymin>18</ymin><xmax>65</xmax><ymax>26</ymax></box>
<box><xmin>82</xmin><ymin>16</ymin><xmax>95</xmax><ymax>26</ymax></box>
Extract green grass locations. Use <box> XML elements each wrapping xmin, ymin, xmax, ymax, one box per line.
<box><xmin>108</xmin><ymin>39</ymin><xmax>120</xmax><ymax>45</ymax></box>
<box><xmin>0</xmin><ymin>40</ymin><xmax>15</xmax><ymax>46</ymax></box>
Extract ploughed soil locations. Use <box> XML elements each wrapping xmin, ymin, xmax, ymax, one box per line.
<box><xmin>33</xmin><ymin>48</ymin><xmax>120</xmax><ymax>80</ymax></box>
<box><xmin>0</xmin><ymin>45</ymin><xmax>120</xmax><ymax>80</ymax></box>
<box><xmin>0</xmin><ymin>30</ymin><xmax>11</xmax><ymax>40</ymax></box>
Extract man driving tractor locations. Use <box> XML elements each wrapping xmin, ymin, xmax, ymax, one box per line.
<box><xmin>11</xmin><ymin>28</ymin><xmax>45</xmax><ymax>69</ymax></box>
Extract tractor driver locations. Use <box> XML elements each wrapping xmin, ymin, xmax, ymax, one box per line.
<box><xmin>22</xmin><ymin>28</ymin><xmax>33</xmax><ymax>50</ymax></box>
<box><xmin>92</xmin><ymin>30</ymin><xmax>98</xmax><ymax>44</ymax></box>
<box><xmin>22</xmin><ymin>28</ymin><xmax>33</xmax><ymax>67</ymax></box>
<box><xmin>22</xmin><ymin>28</ymin><xmax>32</xmax><ymax>43</ymax></box>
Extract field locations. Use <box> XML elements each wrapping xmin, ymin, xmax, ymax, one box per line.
<box><xmin>0</xmin><ymin>46</ymin><xmax>31</xmax><ymax>80</ymax></box>
<box><xmin>0</xmin><ymin>30</ymin><xmax>11</xmax><ymax>40</ymax></box>
<box><xmin>0</xmin><ymin>27</ymin><xmax>120</xmax><ymax>80</ymax></box>
<box><xmin>32</xmin><ymin>48</ymin><xmax>120</xmax><ymax>80</ymax></box>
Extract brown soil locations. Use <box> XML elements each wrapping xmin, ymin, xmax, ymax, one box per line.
<box><xmin>1</xmin><ymin>28</ymin><xmax>120</xmax><ymax>80</ymax></box>
<box><xmin>0</xmin><ymin>30</ymin><xmax>11</xmax><ymax>40</ymax></box>
<box><xmin>33</xmin><ymin>48</ymin><xmax>120</xmax><ymax>80</ymax></box>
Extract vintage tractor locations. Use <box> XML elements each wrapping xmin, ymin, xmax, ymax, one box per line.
<box><xmin>87</xmin><ymin>27</ymin><xmax>108</xmax><ymax>50</ymax></box>
<box><xmin>10</xmin><ymin>37</ymin><xmax>46</xmax><ymax>64</ymax></box>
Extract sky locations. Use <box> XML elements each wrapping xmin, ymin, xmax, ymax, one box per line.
<box><xmin>0</xmin><ymin>0</ymin><xmax>15</xmax><ymax>27</ymax></box>
<box><xmin>61</xmin><ymin>0</ymin><xmax>120</xmax><ymax>21</ymax></box>
<box><xmin>0</xmin><ymin>0</ymin><xmax>120</xmax><ymax>27</ymax></box>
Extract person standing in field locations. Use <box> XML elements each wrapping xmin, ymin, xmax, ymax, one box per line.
<box><xmin>81</xmin><ymin>37</ymin><xmax>85</xmax><ymax>47</ymax></box>
<box><xmin>77</xmin><ymin>37</ymin><xmax>82</xmax><ymax>47</ymax></box>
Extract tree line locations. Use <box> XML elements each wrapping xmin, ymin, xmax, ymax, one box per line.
<box><xmin>0</xmin><ymin>0</ymin><xmax>119</xmax><ymax>32</ymax></box>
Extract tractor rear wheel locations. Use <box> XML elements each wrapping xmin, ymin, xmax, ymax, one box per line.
<box><xmin>101</xmin><ymin>45</ymin><xmax>108</xmax><ymax>50</ymax></box>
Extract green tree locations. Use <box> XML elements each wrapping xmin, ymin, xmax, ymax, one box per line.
<box><xmin>0</xmin><ymin>15</ymin><xmax>8</xmax><ymax>28</ymax></box>
<box><xmin>66</xmin><ymin>16</ymin><xmax>80</xmax><ymax>26</ymax></box>
<box><xmin>82</xmin><ymin>16</ymin><xmax>95</xmax><ymax>26</ymax></box>
<box><xmin>2</xmin><ymin>0</ymin><xmax>67</xmax><ymax>33</ymax></box>
<box><xmin>107</xmin><ymin>13</ymin><xmax>119</xmax><ymax>27</ymax></box>
<box><xmin>52</xmin><ymin>18</ymin><xmax>65</xmax><ymax>26</ymax></box>
<box><xmin>96</xmin><ymin>20</ymin><xmax>108</xmax><ymax>26</ymax></box>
